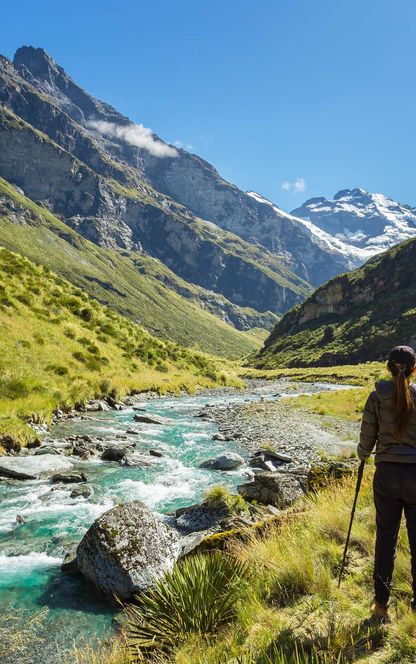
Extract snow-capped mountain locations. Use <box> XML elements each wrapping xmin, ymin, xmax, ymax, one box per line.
<box><xmin>292</xmin><ymin>188</ymin><xmax>416</xmax><ymax>256</ymax></box>
<box><xmin>247</xmin><ymin>191</ymin><xmax>369</xmax><ymax>265</ymax></box>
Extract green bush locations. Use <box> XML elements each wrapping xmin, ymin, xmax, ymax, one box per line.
<box><xmin>0</xmin><ymin>376</ymin><xmax>31</xmax><ymax>400</ymax></box>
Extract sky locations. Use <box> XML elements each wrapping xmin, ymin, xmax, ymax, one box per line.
<box><xmin>1</xmin><ymin>0</ymin><xmax>416</xmax><ymax>210</ymax></box>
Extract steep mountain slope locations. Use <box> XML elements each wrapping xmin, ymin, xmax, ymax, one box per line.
<box><xmin>0</xmin><ymin>55</ymin><xmax>311</xmax><ymax>330</ymax></box>
<box><xmin>0</xmin><ymin>177</ymin><xmax>271</xmax><ymax>358</ymax></box>
<box><xmin>0</xmin><ymin>46</ymin><xmax>357</xmax><ymax>288</ymax></box>
<box><xmin>292</xmin><ymin>188</ymin><xmax>416</xmax><ymax>255</ymax></box>
<box><xmin>255</xmin><ymin>237</ymin><xmax>416</xmax><ymax>367</ymax></box>
<box><xmin>0</xmin><ymin>247</ymin><xmax>240</xmax><ymax>446</ymax></box>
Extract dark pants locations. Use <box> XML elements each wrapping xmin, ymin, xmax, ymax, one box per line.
<box><xmin>373</xmin><ymin>462</ymin><xmax>416</xmax><ymax>605</ymax></box>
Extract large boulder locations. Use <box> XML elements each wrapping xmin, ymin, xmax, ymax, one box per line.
<box><xmin>199</xmin><ymin>452</ymin><xmax>245</xmax><ymax>471</ymax></box>
<box><xmin>238</xmin><ymin>472</ymin><xmax>305</xmax><ymax>507</ymax></box>
<box><xmin>76</xmin><ymin>501</ymin><xmax>181</xmax><ymax>599</ymax></box>
<box><xmin>0</xmin><ymin>455</ymin><xmax>73</xmax><ymax>480</ymax></box>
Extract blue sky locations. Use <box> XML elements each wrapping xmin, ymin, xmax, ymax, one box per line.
<box><xmin>1</xmin><ymin>0</ymin><xmax>415</xmax><ymax>210</ymax></box>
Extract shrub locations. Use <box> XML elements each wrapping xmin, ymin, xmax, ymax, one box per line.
<box><xmin>123</xmin><ymin>552</ymin><xmax>250</xmax><ymax>657</ymax></box>
<box><xmin>64</xmin><ymin>326</ymin><xmax>76</xmax><ymax>339</ymax></box>
<box><xmin>0</xmin><ymin>376</ymin><xmax>31</xmax><ymax>400</ymax></box>
<box><xmin>46</xmin><ymin>364</ymin><xmax>69</xmax><ymax>376</ymax></box>
<box><xmin>205</xmin><ymin>485</ymin><xmax>249</xmax><ymax>516</ymax></box>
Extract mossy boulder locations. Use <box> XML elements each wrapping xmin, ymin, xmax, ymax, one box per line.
<box><xmin>76</xmin><ymin>501</ymin><xmax>181</xmax><ymax>600</ymax></box>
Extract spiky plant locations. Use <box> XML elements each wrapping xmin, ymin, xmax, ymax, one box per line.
<box><xmin>123</xmin><ymin>552</ymin><xmax>250</xmax><ymax>659</ymax></box>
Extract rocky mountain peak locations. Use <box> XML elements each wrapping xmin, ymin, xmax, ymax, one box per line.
<box><xmin>292</xmin><ymin>188</ymin><xmax>416</xmax><ymax>254</ymax></box>
<box><xmin>333</xmin><ymin>187</ymin><xmax>367</xmax><ymax>201</ymax></box>
<box><xmin>13</xmin><ymin>45</ymin><xmax>62</xmax><ymax>83</ymax></box>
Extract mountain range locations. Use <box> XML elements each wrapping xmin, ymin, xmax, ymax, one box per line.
<box><xmin>1</xmin><ymin>46</ymin><xmax>415</xmax><ymax>359</ymax></box>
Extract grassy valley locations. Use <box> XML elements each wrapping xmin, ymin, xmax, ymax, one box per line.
<box><xmin>0</xmin><ymin>177</ymin><xmax>266</xmax><ymax>359</ymax></box>
<box><xmin>0</xmin><ymin>247</ymin><xmax>242</xmax><ymax>450</ymax></box>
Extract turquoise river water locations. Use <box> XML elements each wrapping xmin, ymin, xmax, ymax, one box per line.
<box><xmin>0</xmin><ymin>382</ymin><xmax>342</xmax><ymax>663</ymax></box>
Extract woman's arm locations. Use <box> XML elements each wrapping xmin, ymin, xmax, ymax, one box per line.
<box><xmin>357</xmin><ymin>392</ymin><xmax>379</xmax><ymax>460</ymax></box>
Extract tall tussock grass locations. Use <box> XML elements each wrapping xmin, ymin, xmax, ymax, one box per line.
<box><xmin>71</xmin><ymin>470</ymin><xmax>416</xmax><ymax>663</ymax></box>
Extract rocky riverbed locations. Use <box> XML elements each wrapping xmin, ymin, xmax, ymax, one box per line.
<box><xmin>198</xmin><ymin>380</ymin><xmax>359</xmax><ymax>463</ymax></box>
<box><xmin>0</xmin><ymin>378</ymin><xmax>359</xmax><ymax>663</ymax></box>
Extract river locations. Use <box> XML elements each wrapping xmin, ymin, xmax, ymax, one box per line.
<box><xmin>0</xmin><ymin>380</ymin><xmax>352</xmax><ymax>663</ymax></box>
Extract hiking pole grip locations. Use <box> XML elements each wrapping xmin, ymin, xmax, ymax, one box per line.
<box><xmin>337</xmin><ymin>459</ymin><xmax>365</xmax><ymax>588</ymax></box>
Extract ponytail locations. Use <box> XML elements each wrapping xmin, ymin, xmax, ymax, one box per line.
<box><xmin>388</xmin><ymin>360</ymin><xmax>415</xmax><ymax>436</ymax></box>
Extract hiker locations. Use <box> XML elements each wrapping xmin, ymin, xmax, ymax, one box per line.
<box><xmin>358</xmin><ymin>345</ymin><xmax>416</xmax><ymax>621</ymax></box>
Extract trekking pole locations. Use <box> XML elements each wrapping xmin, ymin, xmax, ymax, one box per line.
<box><xmin>337</xmin><ymin>459</ymin><xmax>365</xmax><ymax>587</ymax></box>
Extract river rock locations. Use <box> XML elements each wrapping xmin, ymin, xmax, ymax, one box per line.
<box><xmin>85</xmin><ymin>400</ymin><xmax>110</xmax><ymax>412</ymax></box>
<box><xmin>120</xmin><ymin>453</ymin><xmax>154</xmax><ymax>467</ymax></box>
<box><xmin>76</xmin><ymin>501</ymin><xmax>181</xmax><ymax>599</ymax></box>
<box><xmin>61</xmin><ymin>549</ymin><xmax>80</xmax><ymax>575</ymax></box>
<box><xmin>101</xmin><ymin>447</ymin><xmax>128</xmax><ymax>462</ymax></box>
<box><xmin>148</xmin><ymin>449</ymin><xmax>163</xmax><ymax>457</ymax></box>
<box><xmin>34</xmin><ymin>446</ymin><xmax>63</xmax><ymax>456</ymax></box>
<box><xmin>70</xmin><ymin>485</ymin><xmax>93</xmax><ymax>499</ymax></box>
<box><xmin>199</xmin><ymin>453</ymin><xmax>245</xmax><ymax>471</ymax></box>
<box><xmin>238</xmin><ymin>472</ymin><xmax>305</xmax><ymax>507</ymax></box>
<box><xmin>133</xmin><ymin>413</ymin><xmax>172</xmax><ymax>425</ymax></box>
<box><xmin>212</xmin><ymin>432</ymin><xmax>227</xmax><ymax>441</ymax></box>
<box><xmin>175</xmin><ymin>503</ymin><xmax>228</xmax><ymax>533</ymax></box>
<box><xmin>0</xmin><ymin>455</ymin><xmax>73</xmax><ymax>480</ymax></box>
<box><xmin>51</xmin><ymin>472</ymin><xmax>88</xmax><ymax>483</ymax></box>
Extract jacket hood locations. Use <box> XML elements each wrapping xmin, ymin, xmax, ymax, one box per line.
<box><xmin>375</xmin><ymin>380</ymin><xmax>416</xmax><ymax>403</ymax></box>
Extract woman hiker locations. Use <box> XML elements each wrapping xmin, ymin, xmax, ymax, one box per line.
<box><xmin>358</xmin><ymin>345</ymin><xmax>416</xmax><ymax>622</ymax></box>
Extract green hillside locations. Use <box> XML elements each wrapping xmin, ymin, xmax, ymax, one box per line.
<box><xmin>0</xmin><ymin>247</ymin><xmax>242</xmax><ymax>449</ymax></box>
<box><xmin>0</xmin><ymin>177</ymin><xmax>267</xmax><ymax>358</ymax></box>
<box><xmin>254</xmin><ymin>237</ymin><xmax>416</xmax><ymax>368</ymax></box>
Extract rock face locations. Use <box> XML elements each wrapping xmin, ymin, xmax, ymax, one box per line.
<box><xmin>0</xmin><ymin>44</ymin><xmax>366</xmax><ymax>336</ymax></box>
<box><xmin>199</xmin><ymin>453</ymin><xmax>245</xmax><ymax>471</ymax></box>
<box><xmin>0</xmin><ymin>455</ymin><xmax>73</xmax><ymax>480</ymax></box>
<box><xmin>238</xmin><ymin>472</ymin><xmax>305</xmax><ymax>507</ymax></box>
<box><xmin>76</xmin><ymin>501</ymin><xmax>181</xmax><ymax>599</ymax></box>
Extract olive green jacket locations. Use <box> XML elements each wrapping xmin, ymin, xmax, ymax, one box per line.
<box><xmin>358</xmin><ymin>381</ymin><xmax>416</xmax><ymax>463</ymax></box>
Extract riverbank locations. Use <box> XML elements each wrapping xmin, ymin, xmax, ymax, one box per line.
<box><xmin>0</xmin><ymin>378</ymin><xmax>361</xmax><ymax>663</ymax></box>
<box><xmin>199</xmin><ymin>380</ymin><xmax>359</xmax><ymax>463</ymax></box>
<box><xmin>0</xmin><ymin>249</ymin><xmax>245</xmax><ymax>453</ymax></box>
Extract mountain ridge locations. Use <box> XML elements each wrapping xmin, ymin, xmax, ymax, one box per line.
<box><xmin>0</xmin><ymin>46</ymin><xmax>358</xmax><ymax>288</ymax></box>
<box><xmin>254</xmin><ymin>236</ymin><xmax>416</xmax><ymax>367</ymax></box>
<box><xmin>292</xmin><ymin>187</ymin><xmax>416</xmax><ymax>256</ymax></box>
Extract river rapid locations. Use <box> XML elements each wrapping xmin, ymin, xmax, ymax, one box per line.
<box><xmin>0</xmin><ymin>380</ymin><xmax>352</xmax><ymax>663</ymax></box>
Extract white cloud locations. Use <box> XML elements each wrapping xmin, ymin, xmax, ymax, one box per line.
<box><xmin>173</xmin><ymin>140</ymin><xmax>194</xmax><ymax>152</ymax></box>
<box><xmin>281</xmin><ymin>178</ymin><xmax>306</xmax><ymax>193</ymax></box>
<box><xmin>87</xmin><ymin>120</ymin><xmax>178</xmax><ymax>158</ymax></box>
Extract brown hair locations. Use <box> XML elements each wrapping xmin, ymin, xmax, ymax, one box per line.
<box><xmin>387</xmin><ymin>359</ymin><xmax>415</xmax><ymax>436</ymax></box>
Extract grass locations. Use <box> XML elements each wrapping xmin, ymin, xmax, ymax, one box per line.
<box><xmin>0</xmin><ymin>247</ymin><xmax>243</xmax><ymax>448</ymax></box>
<box><xmin>0</xmin><ymin>176</ymin><xmax>264</xmax><ymax>359</ymax></box>
<box><xmin>254</xmin><ymin>237</ymin><xmax>416</xmax><ymax>368</ymax></box>
<box><xmin>71</xmin><ymin>466</ymin><xmax>416</xmax><ymax>663</ymax></box>
<box><xmin>240</xmin><ymin>363</ymin><xmax>389</xmax><ymax>422</ymax></box>
<box><xmin>204</xmin><ymin>485</ymin><xmax>249</xmax><ymax>516</ymax></box>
